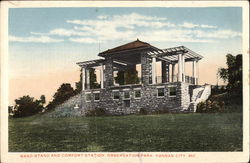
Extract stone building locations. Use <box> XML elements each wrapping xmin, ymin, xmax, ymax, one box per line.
<box><xmin>76</xmin><ymin>39</ymin><xmax>211</xmax><ymax>115</ymax></box>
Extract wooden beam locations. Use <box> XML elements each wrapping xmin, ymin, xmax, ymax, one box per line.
<box><xmin>156</xmin><ymin>56</ymin><xmax>173</xmax><ymax>64</ymax></box>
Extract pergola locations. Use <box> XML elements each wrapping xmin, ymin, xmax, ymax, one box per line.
<box><xmin>147</xmin><ymin>46</ymin><xmax>203</xmax><ymax>84</ymax></box>
<box><xmin>77</xmin><ymin>40</ymin><xmax>203</xmax><ymax>90</ymax></box>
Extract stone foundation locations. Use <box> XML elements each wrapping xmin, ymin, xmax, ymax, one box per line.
<box><xmin>81</xmin><ymin>82</ymin><xmax>192</xmax><ymax>115</ymax></box>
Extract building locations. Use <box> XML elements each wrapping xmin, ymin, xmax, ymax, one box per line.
<box><xmin>76</xmin><ymin>39</ymin><xmax>211</xmax><ymax>115</ymax></box>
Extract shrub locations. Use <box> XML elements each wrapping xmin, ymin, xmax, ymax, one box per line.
<box><xmin>85</xmin><ymin>108</ymin><xmax>107</xmax><ymax>116</ymax></box>
<box><xmin>196</xmin><ymin>100</ymin><xmax>225</xmax><ymax>113</ymax></box>
<box><xmin>12</xmin><ymin>95</ymin><xmax>45</xmax><ymax>118</ymax></box>
<box><xmin>139</xmin><ymin>108</ymin><xmax>148</xmax><ymax>115</ymax></box>
<box><xmin>196</xmin><ymin>101</ymin><xmax>206</xmax><ymax>113</ymax></box>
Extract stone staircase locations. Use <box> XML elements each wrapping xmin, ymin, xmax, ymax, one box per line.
<box><xmin>46</xmin><ymin>93</ymin><xmax>84</xmax><ymax>117</ymax></box>
<box><xmin>188</xmin><ymin>84</ymin><xmax>211</xmax><ymax>112</ymax></box>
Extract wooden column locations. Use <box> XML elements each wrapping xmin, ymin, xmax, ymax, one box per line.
<box><xmin>100</xmin><ymin>64</ymin><xmax>104</xmax><ymax>88</ymax></box>
<box><xmin>178</xmin><ymin>52</ymin><xmax>183</xmax><ymax>82</ymax></box>
<box><xmin>182</xmin><ymin>54</ymin><xmax>185</xmax><ymax>82</ymax></box>
<box><xmin>82</xmin><ymin>67</ymin><xmax>85</xmax><ymax>91</ymax></box>
<box><xmin>192</xmin><ymin>60</ymin><xmax>197</xmax><ymax>85</ymax></box>
<box><xmin>152</xmin><ymin>57</ymin><xmax>156</xmax><ymax>84</ymax></box>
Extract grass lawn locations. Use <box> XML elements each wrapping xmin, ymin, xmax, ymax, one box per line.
<box><xmin>9</xmin><ymin>113</ymin><xmax>242</xmax><ymax>152</ymax></box>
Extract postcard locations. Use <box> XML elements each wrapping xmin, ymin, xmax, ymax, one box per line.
<box><xmin>1</xmin><ymin>1</ymin><xmax>249</xmax><ymax>163</ymax></box>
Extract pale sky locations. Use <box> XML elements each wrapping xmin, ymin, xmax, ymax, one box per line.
<box><xmin>9</xmin><ymin>7</ymin><xmax>242</xmax><ymax>105</ymax></box>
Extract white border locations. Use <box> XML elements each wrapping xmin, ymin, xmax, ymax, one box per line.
<box><xmin>112</xmin><ymin>90</ymin><xmax>120</xmax><ymax>100</ymax></box>
<box><xmin>1</xmin><ymin>1</ymin><xmax>249</xmax><ymax>163</ymax></box>
<box><xmin>134</xmin><ymin>89</ymin><xmax>142</xmax><ymax>99</ymax></box>
<box><xmin>157</xmin><ymin>87</ymin><xmax>165</xmax><ymax>98</ymax></box>
<box><xmin>123</xmin><ymin>89</ymin><xmax>131</xmax><ymax>100</ymax></box>
<box><xmin>93</xmin><ymin>91</ymin><xmax>100</xmax><ymax>102</ymax></box>
<box><xmin>168</xmin><ymin>86</ymin><xmax>177</xmax><ymax>97</ymax></box>
<box><xmin>85</xmin><ymin>92</ymin><xmax>92</xmax><ymax>102</ymax></box>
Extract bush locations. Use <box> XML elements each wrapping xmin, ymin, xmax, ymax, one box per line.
<box><xmin>46</xmin><ymin>83</ymin><xmax>76</xmax><ymax>110</ymax></box>
<box><xmin>12</xmin><ymin>95</ymin><xmax>45</xmax><ymax>118</ymax></box>
<box><xmin>196</xmin><ymin>100</ymin><xmax>225</xmax><ymax>113</ymax></box>
<box><xmin>139</xmin><ymin>108</ymin><xmax>148</xmax><ymax>115</ymax></box>
<box><xmin>85</xmin><ymin>108</ymin><xmax>107</xmax><ymax>116</ymax></box>
<box><xmin>196</xmin><ymin>101</ymin><xmax>206</xmax><ymax>113</ymax></box>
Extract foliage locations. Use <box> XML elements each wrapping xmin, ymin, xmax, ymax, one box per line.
<box><xmin>124</xmin><ymin>68</ymin><xmax>140</xmax><ymax>84</ymax></box>
<box><xmin>89</xmin><ymin>68</ymin><xmax>100</xmax><ymax>89</ymax></box>
<box><xmin>75</xmin><ymin>68</ymin><xmax>100</xmax><ymax>94</ymax></box>
<box><xmin>85</xmin><ymin>108</ymin><xmax>107</xmax><ymax>116</ymax></box>
<box><xmin>211</xmin><ymin>85</ymin><xmax>227</xmax><ymax>95</ymax></box>
<box><xmin>9</xmin><ymin>113</ymin><xmax>242</xmax><ymax>152</ymax></box>
<box><xmin>8</xmin><ymin>106</ymin><xmax>14</xmax><ymax>116</ymax></box>
<box><xmin>209</xmin><ymin>92</ymin><xmax>242</xmax><ymax>112</ymax></box>
<box><xmin>196</xmin><ymin>100</ymin><xmax>225</xmax><ymax>113</ymax></box>
<box><xmin>218</xmin><ymin>54</ymin><xmax>242</xmax><ymax>94</ymax></box>
<box><xmin>75</xmin><ymin>69</ymin><xmax>82</xmax><ymax>94</ymax></box>
<box><xmin>115</xmin><ymin>68</ymin><xmax>139</xmax><ymax>85</ymax></box>
<box><xmin>139</xmin><ymin>108</ymin><xmax>148</xmax><ymax>115</ymax></box>
<box><xmin>196</xmin><ymin>101</ymin><xmax>206</xmax><ymax>113</ymax></box>
<box><xmin>12</xmin><ymin>95</ymin><xmax>45</xmax><ymax>118</ymax></box>
<box><xmin>46</xmin><ymin>83</ymin><xmax>75</xmax><ymax>110</ymax></box>
<box><xmin>40</xmin><ymin>95</ymin><xmax>46</xmax><ymax>105</ymax></box>
<box><xmin>115</xmin><ymin>70</ymin><xmax>125</xmax><ymax>85</ymax></box>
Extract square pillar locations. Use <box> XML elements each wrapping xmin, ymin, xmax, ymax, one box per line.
<box><xmin>152</xmin><ymin>57</ymin><xmax>156</xmax><ymax>84</ymax></box>
<box><xmin>141</xmin><ymin>53</ymin><xmax>151</xmax><ymax>85</ymax></box>
<box><xmin>104</xmin><ymin>57</ymin><xmax>114</xmax><ymax>87</ymax></box>
<box><xmin>178</xmin><ymin>52</ymin><xmax>183</xmax><ymax>82</ymax></box>
<box><xmin>86</xmin><ymin>69</ymin><xmax>90</xmax><ymax>89</ymax></box>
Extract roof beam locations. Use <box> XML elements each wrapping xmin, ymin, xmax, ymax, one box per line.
<box><xmin>156</xmin><ymin>56</ymin><xmax>173</xmax><ymax>64</ymax></box>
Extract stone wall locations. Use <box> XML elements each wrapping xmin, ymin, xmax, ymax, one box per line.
<box><xmin>179</xmin><ymin>82</ymin><xmax>191</xmax><ymax>110</ymax></box>
<box><xmin>141</xmin><ymin>53</ymin><xmax>152</xmax><ymax>85</ymax></box>
<box><xmin>81</xmin><ymin>82</ymin><xmax>190</xmax><ymax>115</ymax></box>
<box><xmin>104</xmin><ymin>56</ymin><xmax>114</xmax><ymax>87</ymax></box>
<box><xmin>47</xmin><ymin>94</ymin><xmax>84</xmax><ymax>117</ymax></box>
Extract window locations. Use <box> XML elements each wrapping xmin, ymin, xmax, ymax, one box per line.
<box><xmin>85</xmin><ymin>93</ymin><xmax>91</xmax><ymax>102</ymax></box>
<box><xmin>169</xmin><ymin>87</ymin><xmax>177</xmax><ymax>96</ymax></box>
<box><xmin>124</xmin><ymin>100</ymin><xmax>130</xmax><ymax>107</ymax></box>
<box><xmin>94</xmin><ymin>92</ymin><xmax>100</xmax><ymax>101</ymax></box>
<box><xmin>157</xmin><ymin>88</ymin><xmax>165</xmax><ymax>97</ymax></box>
<box><xmin>123</xmin><ymin>91</ymin><xmax>130</xmax><ymax>99</ymax></box>
<box><xmin>113</xmin><ymin>91</ymin><xmax>120</xmax><ymax>100</ymax></box>
<box><xmin>134</xmin><ymin>89</ymin><xmax>141</xmax><ymax>98</ymax></box>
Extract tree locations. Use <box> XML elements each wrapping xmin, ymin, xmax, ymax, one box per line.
<box><xmin>12</xmin><ymin>95</ymin><xmax>44</xmax><ymax>117</ymax></box>
<box><xmin>115</xmin><ymin>70</ymin><xmax>125</xmax><ymax>85</ymax></box>
<box><xmin>89</xmin><ymin>68</ymin><xmax>100</xmax><ymax>89</ymax></box>
<box><xmin>218</xmin><ymin>54</ymin><xmax>242</xmax><ymax>93</ymax></box>
<box><xmin>75</xmin><ymin>68</ymin><xmax>100</xmax><ymax>93</ymax></box>
<box><xmin>75</xmin><ymin>69</ymin><xmax>82</xmax><ymax>94</ymax></box>
<box><xmin>8</xmin><ymin>106</ymin><xmax>14</xmax><ymax>116</ymax></box>
<box><xmin>115</xmin><ymin>68</ymin><xmax>139</xmax><ymax>85</ymax></box>
<box><xmin>40</xmin><ymin>95</ymin><xmax>46</xmax><ymax>105</ymax></box>
<box><xmin>47</xmin><ymin>83</ymin><xmax>75</xmax><ymax>110</ymax></box>
<box><xmin>124</xmin><ymin>68</ymin><xmax>139</xmax><ymax>85</ymax></box>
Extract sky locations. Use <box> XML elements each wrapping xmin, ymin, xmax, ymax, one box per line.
<box><xmin>9</xmin><ymin>7</ymin><xmax>242</xmax><ymax>105</ymax></box>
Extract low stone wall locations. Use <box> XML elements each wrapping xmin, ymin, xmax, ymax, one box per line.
<box><xmin>46</xmin><ymin>94</ymin><xmax>83</xmax><ymax>117</ymax></box>
<box><xmin>82</xmin><ymin>82</ymin><xmax>191</xmax><ymax>115</ymax></box>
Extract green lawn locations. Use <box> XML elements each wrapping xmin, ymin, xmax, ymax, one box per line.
<box><xmin>9</xmin><ymin>113</ymin><xmax>242</xmax><ymax>152</ymax></box>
